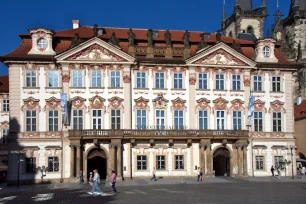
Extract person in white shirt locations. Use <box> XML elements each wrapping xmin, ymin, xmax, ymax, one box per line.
<box><xmin>150</xmin><ymin>167</ymin><xmax>157</xmax><ymax>181</ymax></box>
<box><xmin>88</xmin><ymin>169</ymin><xmax>101</xmax><ymax>195</ymax></box>
<box><xmin>197</xmin><ymin>168</ymin><xmax>201</xmax><ymax>182</ymax></box>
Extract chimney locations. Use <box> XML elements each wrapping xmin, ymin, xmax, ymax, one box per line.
<box><xmin>72</xmin><ymin>20</ymin><xmax>80</xmax><ymax>29</ymax></box>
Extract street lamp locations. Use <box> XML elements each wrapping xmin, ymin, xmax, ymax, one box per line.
<box><xmin>10</xmin><ymin>150</ymin><xmax>25</xmax><ymax>188</ymax></box>
<box><xmin>289</xmin><ymin>145</ymin><xmax>296</xmax><ymax>180</ymax></box>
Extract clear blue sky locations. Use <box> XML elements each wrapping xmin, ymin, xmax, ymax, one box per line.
<box><xmin>0</xmin><ymin>0</ymin><xmax>291</xmax><ymax>76</ymax></box>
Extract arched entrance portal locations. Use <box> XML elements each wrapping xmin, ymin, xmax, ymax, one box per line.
<box><xmin>87</xmin><ymin>148</ymin><xmax>107</xmax><ymax>179</ymax></box>
<box><xmin>213</xmin><ymin>147</ymin><xmax>230</xmax><ymax>176</ymax></box>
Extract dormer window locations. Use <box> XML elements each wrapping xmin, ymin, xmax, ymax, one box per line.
<box><xmin>263</xmin><ymin>46</ymin><xmax>270</xmax><ymax>57</ymax></box>
<box><xmin>37</xmin><ymin>38</ymin><xmax>48</xmax><ymax>51</ymax></box>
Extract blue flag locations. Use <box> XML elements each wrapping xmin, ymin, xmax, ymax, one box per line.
<box><xmin>247</xmin><ymin>96</ymin><xmax>255</xmax><ymax>118</ymax></box>
<box><xmin>60</xmin><ymin>93</ymin><xmax>69</xmax><ymax>126</ymax></box>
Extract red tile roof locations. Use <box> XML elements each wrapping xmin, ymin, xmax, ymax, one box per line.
<box><xmin>3</xmin><ymin>26</ymin><xmax>291</xmax><ymax>63</ymax></box>
<box><xmin>295</xmin><ymin>100</ymin><xmax>306</xmax><ymax>120</ymax></box>
<box><xmin>0</xmin><ymin>75</ymin><xmax>9</xmax><ymax>93</ymax></box>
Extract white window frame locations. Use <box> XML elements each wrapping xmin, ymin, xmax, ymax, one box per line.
<box><xmin>111</xmin><ymin>109</ymin><xmax>121</xmax><ymax>129</ymax></box>
<box><xmin>91</xmin><ymin>70</ymin><xmax>102</xmax><ymax>87</ymax></box>
<box><xmin>137</xmin><ymin>155</ymin><xmax>147</xmax><ymax>170</ymax></box>
<box><xmin>72</xmin><ymin>70</ymin><xmax>83</xmax><ymax>87</ymax></box>
<box><xmin>48</xmin><ymin>156</ymin><xmax>59</xmax><ymax>172</ymax></box>
<box><xmin>175</xmin><ymin>155</ymin><xmax>184</xmax><ymax>170</ymax></box>
<box><xmin>136</xmin><ymin>72</ymin><xmax>146</xmax><ymax>88</ymax></box>
<box><xmin>198</xmin><ymin>73</ymin><xmax>208</xmax><ymax>89</ymax></box>
<box><xmin>92</xmin><ymin>109</ymin><xmax>103</xmax><ymax>129</ymax></box>
<box><xmin>198</xmin><ymin>110</ymin><xmax>208</xmax><ymax>130</ymax></box>
<box><xmin>272</xmin><ymin>112</ymin><xmax>282</xmax><ymax>132</ymax></box>
<box><xmin>48</xmin><ymin>110</ymin><xmax>59</xmax><ymax>132</ymax></box>
<box><xmin>155</xmin><ymin>72</ymin><xmax>165</xmax><ymax>89</ymax></box>
<box><xmin>156</xmin><ymin>110</ymin><xmax>165</xmax><ymax>129</ymax></box>
<box><xmin>2</xmin><ymin>99</ymin><xmax>9</xmax><ymax>112</ymax></box>
<box><xmin>72</xmin><ymin>109</ymin><xmax>83</xmax><ymax>130</ymax></box>
<box><xmin>254</xmin><ymin>111</ymin><xmax>263</xmax><ymax>132</ymax></box>
<box><xmin>232</xmin><ymin>74</ymin><xmax>241</xmax><ymax>90</ymax></box>
<box><xmin>233</xmin><ymin>110</ymin><xmax>242</xmax><ymax>130</ymax></box>
<box><xmin>174</xmin><ymin>110</ymin><xmax>184</xmax><ymax>129</ymax></box>
<box><xmin>156</xmin><ymin>155</ymin><xmax>165</xmax><ymax>170</ymax></box>
<box><xmin>25</xmin><ymin>70</ymin><xmax>37</xmax><ymax>87</ymax></box>
<box><xmin>263</xmin><ymin>46</ymin><xmax>270</xmax><ymax>57</ymax></box>
<box><xmin>25</xmin><ymin>110</ymin><xmax>37</xmax><ymax>132</ymax></box>
<box><xmin>272</xmin><ymin>76</ymin><xmax>281</xmax><ymax>92</ymax></box>
<box><xmin>255</xmin><ymin>156</ymin><xmax>264</xmax><ymax>170</ymax></box>
<box><xmin>37</xmin><ymin>38</ymin><xmax>48</xmax><ymax>50</ymax></box>
<box><xmin>48</xmin><ymin>70</ymin><xmax>59</xmax><ymax>88</ymax></box>
<box><xmin>253</xmin><ymin>76</ymin><xmax>262</xmax><ymax>92</ymax></box>
<box><xmin>136</xmin><ymin>109</ymin><xmax>146</xmax><ymax>129</ymax></box>
<box><xmin>216</xmin><ymin>74</ymin><xmax>224</xmax><ymax>90</ymax></box>
<box><xmin>274</xmin><ymin>156</ymin><xmax>284</xmax><ymax>168</ymax></box>
<box><xmin>173</xmin><ymin>72</ymin><xmax>183</xmax><ymax>89</ymax></box>
<box><xmin>1</xmin><ymin>129</ymin><xmax>8</xmax><ymax>144</ymax></box>
<box><xmin>110</xmin><ymin>71</ymin><xmax>120</xmax><ymax>88</ymax></box>
<box><xmin>216</xmin><ymin>110</ymin><xmax>225</xmax><ymax>130</ymax></box>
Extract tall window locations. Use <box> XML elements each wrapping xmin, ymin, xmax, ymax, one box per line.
<box><xmin>136</xmin><ymin>72</ymin><xmax>146</xmax><ymax>88</ymax></box>
<box><xmin>1</xmin><ymin>129</ymin><xmax>8</xmax><ymax>144</ymax></box>
<box><xmin>25</xmin><ymin>110</ymin><xmax>36</xmax><ymax>132</ymax></box>
<box><xmin>174</xmin><ymin>73</ymin><xmax>183</xmax><ymax>89</ymax></box>
<box><xmin>272</xmin><ymin>76</ymin><xmax>281</xmax><ymax>92</ymax></box>
<box><xmin>111</xmin><ymin>109</ymin><xmax>121</xmax><ymax>129</ymax></box>
<box><xmin>2</xmin><ymin>99</ymin><xmax>9</xmax><ymax>112</ymax></box>
<box><xmin>216</xmin><ymin>74</ymin><xmax>224</xmax><ymax>90</ymax></box>
<box><xmin>232</xmin><ymin>75</ymin><xmax>241</xmax><ymax>90</ymax></box>
<box><xmin>72</xmin><ymin>109</ymin><xmax>83</xmax><ymax>130</ymax></box>
<box><xmin>273</xmin><ymin>112</ymin><xmax>282</xmax><ymax>132</ymax></box>
<box><xmin>48</xmin><ymin>110</ymin><xmax>59</xmax><ymax>132</ymax></box>
<box><xmin>233</xmin><ymin>111</ymin><xmax>242</xmax><ymax>130</ymax></box>
<box><xmin>92</xmin><ymin>109</ymin><xmax>102</xmax><ymax>129</ymax></box>
<box><xmin>48</xmin><ymin>157</ymin><xmax>59</xmax><ymax>172</ymax></box>
<box><xmin>155</xmin><ymin>72</ymin><xmax>164</xmax><ymax>89</ymax></box>
<box><xmin>253</xmin><ymin>76</ymin><xmax>262</xmax><ymax>91</ymax></box>
<box><xmin>216</xmin><ymin>110</ymin><xmax>225</xmax><ymax>130</ymax></box>
<box><xmin>111</xmin><ymin>71</ymin><xmax>120</xmax><ymax>87</ymax></box>
<box><xmin>263</xmin><ymin>46</ymin><xmax>270</xmax><ymax>57</ymax></box>
<box><xmin>25</xmin><ymin>70</ymin><xmax>36</xmax><ymax>87</ymax></box>
<box><xmin>72</xmin><ymin>70</ymin><xmax>82</xmax><ymax>87</ymax></box>
<box><xmin>199</xmin><ymin>110</ymin><xmax>208</xmax><ymax>130</ymax></box>
<box><xmin>274</xmin><ymin>156</ymin><xmax>283</xmax><ymax>168</ymax></box>
<box><xmin>174</xmin><ymin>110</ymin><xmax>184</xmax><ymax>129</ymax></box>
<box><xmin>175</xmin><ymin>155</ymin><xmax>184</xmax><ymax>170</ymax></box>
<box><xmin>137</xmin><ymin>155</ymin><xmax>147</xmax><ymax>170</ymax></box>
<box><xmin>156</xmin><ymin>110</ymin><xmax>165</xmax><ymax>129</ymax></box>
<box><xmin>254</xmin><ymin>112</ymin><xmax>263</xmax><ymax>132</ymax></box>
<box><xmin>136</xmin><ymin>110</ymin><xmax>146</xmax><ymax>129</ymax></box>
<box><xmin>92</xmin><ymin>71</ymin><xmax>102</xmax><ymax>87</ymax></box>
<box><xmin>48</xmin><ymin>70</ymin><xmax>59</xmax><ymax>87</ymax></box>
<box><xmin>156</xmin><ymin>155</ymin><xmax>165</xmax><ymax>170</ymax></box>
<box><xmin>26</xmin><ymin>157</ymin><xmax>36</xmax><ymax>173</ymax></box>
<box><xmin>198</xmin><ymin>73</ymin><xmax>208</xmax><ymax>89</ymax></box>
<box><xmin>256</xmin><ymin>156</ymin><xmax>264</xmax><ymax>170</ymax></box>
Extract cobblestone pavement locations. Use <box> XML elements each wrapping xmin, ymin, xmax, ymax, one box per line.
<box><xmin>0</xmin><ymin>178</ymin><xmax>306</xmax><ymax>204</ymax></box>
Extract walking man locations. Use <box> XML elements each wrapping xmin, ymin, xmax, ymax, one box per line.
<box><xmin>277</xmin><ymin>165</ymin><xmax>281</xmax><ymax>179</ymax></box>
<box><xmin>88</xmin><ymin>169</ymin><xmax>101</xmax><ymax>195</ymax></box>
<box><xmin>302</xmin><ymin>166</ymin><xmax>305</xmax><ymax>180</ymax></box>
<box><xmin>270</xmin><ymin>165</ymin><xmax>275</xmax><ymax>178</ymax></box>
<box><xmin>197</xmin><ymin>167</ymin><xmax>201</xmax><ymax>182</ymax></box>
<box><xmin>150</xmin><ymin>167</ymin><xmax>157</xmax><ymax>181</ymax></box>
<box><xmin>200</xmin><ymin>168</ymin><xmax>203</xmax><ymax>181</ymax></box>
<box><xmin>111</xmin><ymin>170</ymin><xmax>117</xmax><ymax>193</ymax></box>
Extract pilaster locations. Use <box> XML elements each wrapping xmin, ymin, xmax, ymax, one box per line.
<box><xmin>146</xmin><ymin>46</ymin><xmax>154</xmax><ymax>58</ymax></box>
<box><xmin>69</xmin><ymin>145</ymin><xmax>75</xmax><ymax>178</ymax></box>
<box><xmin>189</xmin><ymin>68</ymin><xmax>196</xmax><ymax>129</ymax></box>
<box><xmin>165</xmin><ymin>47</ymin><xmax>173</xmax><ymax>58</ymax></box>
<box><xmin>123</xmin><ymin>65</ymin><xmax>132</xmax><ymax>129</ymax></box>
<box><xmin>243</xmin><ymin>145</ymin><xmax>248</xmax><ymax>176</ymax></box>
<box><xmin>76</xmin><ymin>145</ymin><xmax>81</xmax><ymax>178</ymax></box>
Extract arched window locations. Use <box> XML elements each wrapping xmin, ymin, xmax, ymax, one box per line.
<box><xmin>247</xmin><ymin>26</ymin><xmax>254</xmax><ymax>34</ymax></box>
<box><xmin>229</xmin><ymin>31</ymin><xmax>233</xmax><ymax>37</ymax></box>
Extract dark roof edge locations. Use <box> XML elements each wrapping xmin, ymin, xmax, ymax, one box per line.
<box><xmin>295</xmin><ymin>117</ymin><xmax>306</xmax><ymax>122</ymax></box>
<box><xmin>257</xmin><ymin>63</ymin><xmax>303</xmax><ymax>69</ymax></box>
<box><xmin>1</xmin><ymin>55</ymin><xmax>54</xmax><ymax>63</ymax></box>
<box><xmin>137</xmin><ymin>58</ymin><xmax>186</xmax><ymax>65</ymax></box>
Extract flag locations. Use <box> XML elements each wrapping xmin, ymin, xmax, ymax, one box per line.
<box><xmin>60</xmin><ymin>93</ymin><xmax>69</xmax><ymax>126</ymax></box>
<box><xmin>247</xmin><ymin>96</ymin><xmax>255</xmax><ymax>118</ymax></box>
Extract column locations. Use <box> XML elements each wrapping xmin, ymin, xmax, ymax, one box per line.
<box><xmin>69</xmin><ymin>145</ymin><xmax>75</xmax><ymax>178</ymax></box>
<box><xmin>238</xmin><ymin>145</ymin><xmax>243</xmax><ymax>176</ymax></box>
<box><xmin>199</xmin><ymin>145</ymin><xmax>205</xmax><ymax>172</ymax></box>
<box><xmin>206</xmin><ymin>145</ymin><xmax>212</xmax><ymax>175</ymax></box>
<box><xmin>232</xmin><ymin>145</ymin><xmax>238</xmax><ymax>176</ymax></box>
<box><xmin>83</xmin><ymin>147</ymin><xmax>87</xmax><ymax>182</ymax></box>
<box><xmin>189</xmin><ymin>68</ymin><xmax>196</xmax><ymax>129</ymax></box>
<box><xmin>243</xmin><ymin>145</ymin><xmax>248</xmax><ymax>176</ymax></box>
<box><xmin>117</xmin><ymin>144</ymin><xmax>122</xmax><ymax>178</ymax></box>
<box><xmin>123</xmin><ymin>66</ymin><xmax>131</xmax><ymax>129</ymax></box>
<box><xmin>108</xmin><ymin>144</ymin><xmax>116</xmax><ymax>178</ymax></box>
<box><xmin>76</xmin><ymin>146</ymin><xmax>81</xmax><ymax>178</ymax></box>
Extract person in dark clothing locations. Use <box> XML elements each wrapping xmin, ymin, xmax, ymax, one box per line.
<box><xmin>271</xmin><ymin>166</ymin><xmax>275</xmax><ymax>178</ymax></box>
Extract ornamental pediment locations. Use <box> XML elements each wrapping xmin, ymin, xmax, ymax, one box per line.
<box><xmin>195</xmin><ymin>49</ymin><xmax>246</xmax><ymax>65</ymax></box>
<box><xmin>152</xmin><ymin>94</ymin><xmax>169</xmax><ymax>109</ymax></box>
<box><xmin>89</xmin><ymin>95</ymin><xmax>106</xmax><ymax>109</ymax></box>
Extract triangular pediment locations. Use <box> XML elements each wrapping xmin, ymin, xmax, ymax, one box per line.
<box><xmin>186</xmin><ymin>42</ymin><xmax>256</xmax><ymax>67</ymax></box>
<box><xmin>55</xmin><ymin>37</ymin><xmax>135</xmax><ymax>63</ymax></box>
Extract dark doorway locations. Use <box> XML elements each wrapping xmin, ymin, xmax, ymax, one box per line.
<box><xmin>87</xmin><ymin>148</ymin><xmax>107</xmax><ymax>179</ymax></box>
<box><xmin>213</xmin><ymin>147</ymin><xmax>230</xmax><ymax>176</ymax></box>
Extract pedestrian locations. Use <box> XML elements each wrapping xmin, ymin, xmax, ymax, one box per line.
<box><xmin>200</xmin><ymin>168</ymin><xmax>203</xmax><ymax>181</ymax></box>
<box><xmin>79</xmin><ymin>170</ymin><xmax>84</xmax><ymax>187</ymax></box>
<box><xmin>197</xmin><ymin>167</ymin><xmax>200</xmax><ymax>182</ymax></box>
<box><xmin>88</xmin><ymin>169</ymin><xmax>101</xmax><ymax>195</ymax></box>
<box><xmin>111</xmin><ymin>170</ymin><xmax>117</xmax><ymax>193</ymax></box>
<box><xmin>89</xmin><ymin>172</ymin><xmax>93</xmax><ymax>187</ymax></box>
<box><xmin>302</xmin><ymin>166</ymin><xmax>306</xmax><ymax>180</ymax></box>
<box><xmin>277</xmin><ymin>165</ymin><xmax>281</xmax><ymax>179</ymax></box>
<box><xmin>270</xmin><ymin>165</ymin><xmax>275</xmax><ymax>178</ymax></box>
<box><xmin>150</xmin><ymin>167</ymin><xmax>157</xmax><ymax>181</ymax></box>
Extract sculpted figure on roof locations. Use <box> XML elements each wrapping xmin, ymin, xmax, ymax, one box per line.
<box><xmin>128</xmin><ymin>28</ymin><xmax>136</xmax><ymax>46</ymax></box>
<box><xmin>165</xmin><ymin>30</ymin><xmax>171</xmax><ymax>46</ymax></box>
<box><xmin>109</xmin><ymin>32</ymin><xmax>120</xmax><ymax>46</ymax></box>
<box><xmin>69</xmin><ymin>33</ymin><xmax>82</xmax><ymax>49</ymax></box>
<box><xmin>147</xmin><ymin>29</ymin><xmax>154</xmax><ymax>46</ymax></box>
<box><xmin>183</xmin><ymin>30</ymin><xmax>190</xmax><ymax>48</ymax></box>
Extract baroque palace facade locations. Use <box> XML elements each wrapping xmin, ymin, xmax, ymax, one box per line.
<box><xmin>0</xmin><ymin>18</ymin><xmax>301</xmax><ymax>183</ymax></box>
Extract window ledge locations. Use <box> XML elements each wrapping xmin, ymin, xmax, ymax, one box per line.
<box><xmin>45</xmin><ymin>87</ymin><xmax>62</xmax><ymax>89</ymax></box>
<box><xmin>89</xmin><ymin>87</ymin><xmax>105</xmax><ymax>89</ymax></box>
<box><xmin>230</xmin><ymin>90</ymin><xmax>244</xmax><ymax>92</ymax></box>
<box><xmin>270</xmin><ymin>91</ymin><xmax>284</xmax><ymax>94</ymax></box>
<box><xmin>108</xmin><ymin>87</ymin><xmax>124</xmax><ymax>89</ymax></box>
<box><xmin>134</xmin><ymin>88</ymin><xmax>149</xmax><ymax>90</ymax></box>
<box><xmin>252</xmin><ymin>91</ymin><xmax>265</xmax><ymax>93</ymax></box>
<box><xmin>23</xmin><ymin>87</ymin><xmax>40</xmax><ymax>89</ymax></box>
<box><xmin>213</xmin><ymin>89</ymin><xmax>226</xmax><ymax>91</ymax></box>
<box><xmin>153</xmin><ymin>88</ymin><xmax>167</xmax><ymax>90</ymax></box>
<box><xmin>196</xmin><ymin>89</ymin><xmax>210</xmax><ymax>91</ymax></box>
<box><xmin>69</xmin><ymin>87</ymin><xmax>86</xmax><ymax>89</ymax></box>
<box><xmin>171</xmin><ymin>89</ymin><xmax>186</xmax><ymax>91</ymax></box>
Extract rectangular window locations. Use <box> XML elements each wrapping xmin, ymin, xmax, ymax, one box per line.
<box><xmin>92</xmin><ymin>71</ymin><xmax>102</xmax><ymax>87</ymax></box>
<box><xmin>174</xmin><ymin>110</ymin><xmax>184</xmax><ymax>129</ymax></box>
<box><xmin>136</xmin><ymin>72</ymin><xmax>146</xmax><ymax>88</ymax></box>
<box><xmin>273</xmin><ymin>112</ymin><xmax>282</xmax><ymax>132</ymax></box>
<box><xmin>25</xmin><ymin>110</ymin><xmax>36</xmax><ymax>132</ymax></box>
<box><xmin>72</xmin><ymin>109</ymin><xmax>83</xmax><ymax>130</ymax></box>
<box><xmin>136</xmin><ymin>109</ymin><xmax>146</xmax><ymax>129</ymax></box>
<box><xmin>253</xmin><ymin>76</ymin><xmax>262</xmax><ymax>91</ymax></box>
<box><xmin>198</xmin><ymin>73</ymin><xmax>208</xmax><ymax>89</ymax></box>
<box><xmin>232</xmin><ymin>75</ymin><xmax>241</xmax><ymax>90</ymax></box>
<box><xmin>72</xmin><ymin>70</ymin><xmax>82</xmax><ymax>87</ymax></box>
<box><xmin>174</xmin><ymin>73</ymin><xmax>183</xmax><ymax>89</ymax></box>
<box><xmin>1</xmin><ymin>129</ymin><xmax>8</xmax><ymax>144</ymax></box>
<box><xmin>25</xmin><ymin>70</ymin><xmax>36</xmax><ymax>87</ymax></box>
<box><xmin>48</xmin><ymin>157</ymin><xmax>59</xmax><ymax>172</ymax></box>
<box><xmin>254</xmin><ymin>112</ymin><xmax>263</xmax><ymax>132</ymax></box>
<box><xmin>216</xmin><ymin>74</ymin><xmax>224</xmax><ymax>90</ymax></box>
<box><xmin>155</xmin><ymin>72</ymin><xmax>165</xmax><ymax>89</ymax></box>
<box><xmin>156</xmin><ymin>110</ymin><xmax>165</xmax><ymax>129</ymax></box>
<box><xmin>48</xmin><ymin>110</ymin><xmax>59</xmax><ymax>132</ymax></box>
<box><xmin>233</xmin><ymin>111</ymin><xmax>242</xmax><ymax>130</ymax></box>
<box><xmin>26</xmin><ymin>157</ymin><xmax>36</xmax><ymax>173</ymax></box>
<box><xmin>272</xmin><ymin>76</ymin><xmax>281</xmax><ymax>92</ymax></box>
<box><xmin>92</xmin><ymin>109</ymin><xmax>102</xmax><ymax>129</ymax></box>
<box><xmin>199</xmin><ymin>110</ymin><xmax>208</xmax><ymax>130</ymax></box>
<box><xmin>2</xmin><ymin>99</ymin><xmax>9</xmax><ymax>112</ymax></box>
<box><xmin>175</xmin><ymin>155</ymin><xmax>184</xmax><ymax>170</ymax></box>
<box><xmin>274</xmin><ymin>156</ymin><xmax>283</xmax><ymax>168</ymax></box>
<box><xmin>216</xmin><ymin>110</ymin><xmax>225</xmax><ymax>130</ymax></box>
<box><xmin>111</xmin><ymin>109</ymin><xmax>121</xmax><ymax>129</ymax></box>
<box><xmin>48</xmin><ymin>70</ymin><xmax>59</xmax><ymax>87</ymax></box>
<box><xmin>137</xmin><ymin>155</ymin><xmax>147</xmax><ymax>170</ymax></box>
<box><xmin>111</xmin><ymin>71</ymin><xmax>120</xmax><ymax>88</ymax></box>
<box><xmin>256</xmin><ymin>156</ymin><xmax>264</xmax><ymax>170</ymax></box>
<box><xmin>156</xmin><ymin>155</ymin><xmax>165</xmax><ymax>170</ymax></box>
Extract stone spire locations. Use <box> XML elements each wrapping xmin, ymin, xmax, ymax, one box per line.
<box><xmin>235</xmin><ymin>0</ymin><xmax>252</xmax><ymax>10</ymax></box>
<box><xmin>222</xmin><ymin>0</ymin><xmax>226</xmax><ymax>21</ymax></box>
<box><xmin>262</xmin><ymin>0</ymin><xmax>266</xmax><ymax>7</ymax></box>
<box><xmin>294</xmin><ymin>0</ymin><xmax>300</xmax><ymax>7</ymax></box>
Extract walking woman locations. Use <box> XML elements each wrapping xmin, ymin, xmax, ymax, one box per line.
<box><xmin>88</xmin><ymin>172</ymin><xmax>93</xmax><ymax>187</ymax></box>
<box><xmin>111</xmin><ymin>170</ymin><xmax>117</xmax><ymax>193</ymax></box>
<box><xmin>88</xmin><ymin>169</ymin><xmax>101</xmax><ymax>195</ymax></box>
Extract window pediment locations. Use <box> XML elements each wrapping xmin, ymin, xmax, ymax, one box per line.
<box><xmin>213</xmin><ymin>97</ymin><xmax>228</xmax><ymax>110</ymax></box>
<box><xmin>22</xmin><ymin>97</ymin><xmax>40</xmax><ymax>110</ymax></box>
<box><xmin>108</xmin><ymin>96</ymin><xmax>124</xmax><ymax>109</ymax></box>
<box><xmin>230</xmin><ymin>99</ymin><xmax>245</xmax><ymax>111</ymax></box>
<box><xmin>269</xmin><ymin>100</ymin><xmax>285</xmax><ymax>113</ymax></box>
<box><xmin>89</xmin><ymin>95</ymin><xmax>106</xmax><ymax>109</ymax></box>
<box><xmin>171</xmin><ymin>97</ymin><xmax>186</xmax><ymax>110</ymax></box>
<box><xmin>195</xmin><ymin>49</ymin><xmax>246</xmax><ymax>65</ymax></box>
<box><xmin>152</xmin><ymin>94</ymin><xmax>169</xmax><ymax>109</ymax></box>
<box><xmin>71</xmin><ymin>96</ymin><xmax>86</xmax><ymax>109</ymax></box>
<box><xmin>134</xmin><ymin>97</ymin><xmax>150</xmax><ymax>110</ymax></box>
<box><xmin>254</xmin><ymin>99</ymin><xmax>267</xmax><ymax>112</ymax></box>
<box><xmin>196</xmin><ymin>98</ymin><xmax>211</xmax><ymax>111</ymax></box>
<box><xmin>44</xmin><ymin>97</ymin><xmax>61</xmax><ymax>110</ymax></box>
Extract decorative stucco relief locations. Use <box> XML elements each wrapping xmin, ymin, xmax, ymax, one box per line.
<box><xmin>171</xmin><ymin>97</ymin><xmax>187</xmax><ymax>110</ymax></box>
<box><xmin>89</xmin><ymin>95</ymin><xmax>106</xmax><ymax>110</ymax></box>
<box><xmin>108</xmin><ymin>96</ymin><xmax>124</xmax><ymax>110</ymax></box>
<box><xmin>212</xmin><ymin>97</ymin><xmax>228</xmax><ymax>113</ymax></box>
<box><xmin>269</xmin><ymin>100</ymin><xmax>286</xmax><ymax>113</ymax></box>
<box><xmin>22</xmin><ymin>97</ymin><xmax>40</xmax><ymax>111</ymax></box>
<box><xmin>195</xmin><ymin>98</ymin><xmax>211</xmax><ymax>112</ymax></box>
<box><xmin>71</xmin><ymin>96</ymin><xmax>86</xmax><ymax>109</ymax></box>
<box><xmin>230</xmin><ymin>99</ymin><xmax>245</xmax><ymax>112</ymax></box>
<box><xmin>254</xmin><ymin>99</ymin><xmax>267</xmax><ymax>113</ymax></box>
<box><xmin>152</xmin><ymin>94</ymin><xmax>169</xmax><ymax>109</ymax></box>
<box><xmin>134</xmin><ymin>97</ymin><xmax>150</xmax><ymax>110</ymax></box>
<box><xmin>44</xmin><ymin>97</ymin><xmax>61</xmax><ymax>110</ymax></box>
<box><xmin>195</xmin><ymin>49</ymin><xmax>246</xmax><ymax>65</ymax></box>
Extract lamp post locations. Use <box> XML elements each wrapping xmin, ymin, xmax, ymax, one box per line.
<box><xmin>290</xmin><ymin>145</ymin><xmax>295</xmax><ymax>179</ymax></box>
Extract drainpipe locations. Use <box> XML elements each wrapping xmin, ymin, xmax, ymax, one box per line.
<box><xmin>130</xmin><ymin>65</ymin><xmax>133</xmax><ymax>180</ymax></box>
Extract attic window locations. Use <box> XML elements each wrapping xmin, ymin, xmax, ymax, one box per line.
<box><xmin>153</xmin><ymin>30</ymin><xmax>159</xmax><ymax>38</ymax></box>
<box><xmin>98</xmin><ymin>29</ymin><xmax>103</xmax><ymax>35</ymax></box>
<box><xmin>204</xmin><ymin>34</ymin><xmax>210</xmax><ymax>40</ymax></box>
<box><xmin>263</xmin><ymin>46</ymin><xmax>270</xmax><ymax>57</ymax></box>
